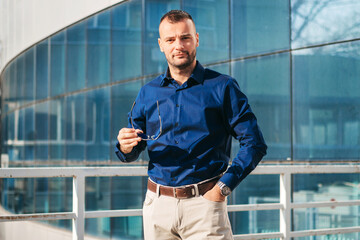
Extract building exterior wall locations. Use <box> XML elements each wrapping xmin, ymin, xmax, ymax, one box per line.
<box><xmin>1</xmin><ymin>0</ymin><xmax>360</xmax><ymax>239</ymax></box>
<box><xmin>0</xmin><ymin>0</ymin><xmax>124</xmax><ymax>72</ymax></box>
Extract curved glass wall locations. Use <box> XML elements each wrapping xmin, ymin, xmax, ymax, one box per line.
<box><xmin>1</xmin><ymin>0</ymin><xmax>360</xmax><ymax>239</ymax></box>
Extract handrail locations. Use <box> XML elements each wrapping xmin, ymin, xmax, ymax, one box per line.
<box><xmin>1</xmin><ymin>165</ymin><xmax>360</xmax><ymax>240</ymax></box>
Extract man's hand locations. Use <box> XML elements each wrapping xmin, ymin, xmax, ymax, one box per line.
<box><xmin>203</xmin><ymin>184</ymin><xmax>226</xmax><ymax>202</ymax></box>
<box><xmin>117</xmin><ymin>128</ymin><xmax>143</xmax><ymax>154</ymax></box>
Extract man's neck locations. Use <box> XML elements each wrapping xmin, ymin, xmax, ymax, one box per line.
<box><xmin>168</xmin><ymin>61</ymin><xmax>197</xmax><ymax>85</ymax></box>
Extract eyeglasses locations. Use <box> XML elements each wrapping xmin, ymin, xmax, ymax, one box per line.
<box><xmin>130</xmin><ymin>101</ymin><xmax>162</xmax><ymax>141</ymax></box>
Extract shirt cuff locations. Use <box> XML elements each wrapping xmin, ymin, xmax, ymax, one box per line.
<box><xmin>114</xmin><ymin>142</ymin><xmax>137</xmax><ymax>162</ymax></box>
<box><xmin>218</xmin><ymin>173</ymin><xmax>238</xmax><ymax>191</ymax></box>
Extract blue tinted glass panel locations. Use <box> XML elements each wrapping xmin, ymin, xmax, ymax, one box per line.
<box><xmin>49</xmin><ymin>178</ymin><xmax>68</xmax><ymax>213</ymax></box>
<box><xmin>291</xmin><ymin>0</ymin><xmax>360</xmax><ymax>48</ymax></box>
<box><xmin>2</xmin><ymin>67</ymin><xmax>10</xmax><ymax>114</ymax></box>
<box><xmin>35</xmin><ymin>102</ymin><xmax>48</xmax><ymax>140</ymax></box>
<box><xmin>36</xmin><ymin>40</ymin><xmax>49</xmax><ymax>100</ymax></box>
<box><xmin>24</xmin><ymin>48</ymin><xmax>35</xmax><ymax>103</ymax></box>
<box><xmin>111</xmin><ymin>0</ymin><xmax>142</xmax><ymax>81</ymax></box>
<box><xmin>293</xmin><ymin>174</ymin><xmax>360</xmax><ymax>234</ymax></box>
<box><xmin>50</xmin><ymin>31</ymin><xmax>66</xmax><ymax>97</ymax></box>
<box><xmin>16</xmin><ymin>55</ymin><xmax>25</xmax><ymax>106</ymax></box>
<box><xmin>7</xmin><ymin>62</ymin><xmax>16</xmax><ymax>112</ymax></box>
<box><xmin>6</xmin><ymin>113</ymin><xmax>15</xmax><ymax>161</ymax></box>
<box><xmin>35</xmin><ymin>178</ymin><xmax>49</xmax><ymax>213</ymax></box>
<box><xmin>232</xmin><ymin>0</ymin><xmax>289</xmax><ymax>58</ymax></box>
<box><xmin>110</xmin><ymin>80</ymin><xmax>142</xmax><ymax>161</ymax></box>
<box><xmin>85</xmin><ymin>88</ymin><xmax>110</xmax><ymax>161</ymax></box>
<box><xmin>49</xmin><ymin>98</ymin><xmax>66</xmax><ymax>160</ymax></box>
<box><xmin>209</xmin><ymin>63</ymin><xmax>229</xmax><ymax>75</ymax></box>
<box><xmin>66</xmin><ymin>22</ymin><xmax>86</xmax><ymax>92</ymax></box>
<box><xmin>17</xmin><ymin>109</ymin><xmax>25</xmax><ymax>140</ymax></box>
<box><xmin>87</xmin><ymin>11</ymin><xmax>110</xmax><ymax>87</ymax></box>
<box><xmin>111</xmin><ymin>177</ymin><xmax>146</xmax><ymax>210</ymax></box>
<box><xmin>293</xmin><ymin>42</ymin><xmax>360</xmax><ymax>160</ymax></box>
<box><xmin>229</xmin><ymin>210</ymin><xmax>279</xmax><ymax>235</ymax></box>
<box><xmin>232</xmin><ymin>53</ymin><xmax>291</xmax><ymax>160</ymax></box>
<box><xmin>144</xmin><ymin>0</ymin><xmax>179</xmax><ymax>75</ymax></box>
<box><xmin>24</xmin><ymin>106</ymin><xmax>35</xmax><ymax>160</ymax></box>
<box><xmin>85</xmin><ymin>177</ymin><xmax>111</xmax><ymax>237</ymax></box>
<box><xmin>35</xmin><ymin>102</ymin><xmax>49</xmax><ymax>160</ymax></box>
<box><xmin>15</xmin><ymin>109</ymin><xmax>26</xmax><ymax>161</ymax></box>
<box><xmin>65</xmin><ymin>94</ymin><xmax>85</xmax><ymax>161</ymax></box>
<box><xmin>184</xmin><ymin>0</ymin><xmax>229</xmax><ymax>64</ymax></box>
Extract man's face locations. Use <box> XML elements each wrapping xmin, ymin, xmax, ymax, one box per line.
<box><xmin>158</xmin><ymin>18</ymin><xmax>199</xmax><ymax>70</ymax></box>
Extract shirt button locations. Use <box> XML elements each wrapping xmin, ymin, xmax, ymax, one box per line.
<box><xmin>175</xmin><ymin>140</ymin><xmax>179</xmax><ymax>144</ymax></box>
<box><xmin>175</xmin><ymin>122</ymin><xmax>179</xmax><ymax>127</ymax></box>
<box><xmin>176</xmin><ymin>104</ymin><xmax>180</xmax><ymax>107</ymax></box>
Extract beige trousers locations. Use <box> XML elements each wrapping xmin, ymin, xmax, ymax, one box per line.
<box><xmin>143</xmin><ymin>190</ymin><xmax>234</xmax><ymax>240</ymax></box>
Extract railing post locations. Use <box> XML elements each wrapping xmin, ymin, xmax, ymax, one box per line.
<box><xmin>280</xmin><ymin>172</ymin><xmax>291</xmax><ymax>240</ymax></box>
<box><xmin>73</xmin><ymin>174</ymin><xmax>85</xmax><ymax>240</ymax></box>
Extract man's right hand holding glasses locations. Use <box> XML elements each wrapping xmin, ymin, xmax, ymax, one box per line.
<box><xmin>117</xmin><ymin>128</ymin><xmax>144</xmax><ymax>154</ymax></box>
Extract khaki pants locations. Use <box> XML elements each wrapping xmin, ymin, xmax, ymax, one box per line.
<box><xmin>143</xmin><ymin>190</ymin><xmax>234</xmax><ymax>240</ymax></box>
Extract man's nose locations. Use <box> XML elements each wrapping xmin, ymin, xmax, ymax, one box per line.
<box><xmin>175</xmin><ymin>38</ymin><xmax>185</xmax><ymax>50</ymax></box>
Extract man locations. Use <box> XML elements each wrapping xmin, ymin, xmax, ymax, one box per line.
<box><xmin>116</xmin><ymin>10</ymin><xmax>267</xmax><ymax>240</ymax></box>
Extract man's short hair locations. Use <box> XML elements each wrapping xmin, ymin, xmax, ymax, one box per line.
<box><xmin>160</xmin><ymin>10</ymin><xmax>194</xmax><ymax>24</ymax></box>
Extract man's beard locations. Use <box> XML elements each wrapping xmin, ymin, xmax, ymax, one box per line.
<box><xmin>167</xmin><ymin>49</ymin><xmax>196</xmax><ymax>70</ymax></box>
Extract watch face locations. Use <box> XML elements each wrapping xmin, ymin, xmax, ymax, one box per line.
<box><xmin>221</xmin><ymin>186</ymin><xmax>231</xmax><ymax>196</ymax></box>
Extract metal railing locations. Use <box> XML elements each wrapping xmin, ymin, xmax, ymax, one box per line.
<box><xmin>1</xmin><ymin>164</ymin><xmax>360</xmax><ymax>240</ymax></box>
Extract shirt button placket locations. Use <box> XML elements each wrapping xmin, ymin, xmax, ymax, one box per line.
<box><xmin>174</xmin><ymin>95</ymin><xmax>181</xmax><ymax>144</ymax></box>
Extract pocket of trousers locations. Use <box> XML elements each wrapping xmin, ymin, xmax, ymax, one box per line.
<box><xmin>143</xmin><ymin>191</ymin><xmax>156</xmax><ymax>206</ymax></box>
<box><xmin>199</xmin><ymin>195</ymin><xmax>226</xmax><ymax>205</ymax></box>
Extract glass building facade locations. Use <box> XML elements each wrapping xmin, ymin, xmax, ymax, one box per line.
<box><xmin>1</xmin><ymin>0</ymin><xmax>360</xmax><ymax>239</ymax></box>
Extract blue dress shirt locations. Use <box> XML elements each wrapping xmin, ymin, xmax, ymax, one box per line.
<box><xmin>115</xmin><ymin>61</ymin><xmax>267</xmax><ymax>191</ymax></box>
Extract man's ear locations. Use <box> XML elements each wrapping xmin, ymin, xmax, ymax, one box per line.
<box><xmin>196</xmin><ymin>33</ymin><xmax>199</xmax><ymax>47</ymax></box>
<box><xmin>158</xmin><ymin>38</ymin><xmax>164</xmax><ymax>52</ymax></box>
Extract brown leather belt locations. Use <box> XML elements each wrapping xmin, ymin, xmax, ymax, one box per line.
<box><xmin>147</xmin><ymin>177</ymin><xmax>219</xmax><ymax>199</ymax></box>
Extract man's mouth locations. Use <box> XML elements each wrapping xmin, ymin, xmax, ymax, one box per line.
<box><xmin>174</xmin><ymin>52</ymin><xmax>188</xmax><ymax>58</ymax></box>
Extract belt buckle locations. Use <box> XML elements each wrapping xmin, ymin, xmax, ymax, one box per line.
<box><xmin>173</xmin><ymin>185</ymin><xmax>196</xmax><ymax>199</ymax></box>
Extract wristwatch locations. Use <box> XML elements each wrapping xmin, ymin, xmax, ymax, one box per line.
<box><xmin>217</xmin><ymin>181</ymin><xmax>232</xmax><ymax>197</ymax></box>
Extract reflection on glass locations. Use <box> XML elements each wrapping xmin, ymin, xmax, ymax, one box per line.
<box><xmin>25</xmin><ymin>106</ymin><xmax>35</xmax><ymax>161</ymax></box>
<box><xmin>230</xmin><ymin>175</ymin><xmax>280</xmax><ymax>235</ymax></box>
<box><xmin>111</xmin><ymin>0</ymin><xmax>142</xmax><ymax>81</ymax></box>
<box><xmin>144</xmin><ymin>0</ymin><xmax>179</xmax><ymax>75</ymax></box>
<box><xmin>109</xmin><ymin>176</ymin><xmax>146</xmax><ymax>238</ymax></box>
<box><xmin>2</xmin><ymin>67</ymin><xmax>10</xmax><ymax>114</ymax></box>
<box><xmin>232</xmin><ymin>53</ymin><xmax>291</xmax><ymax>160</ymax></box>
<box><xmin>36</xmin><ymin>40</ymin><xmax>49</xmax><ymax>100</ymax></box>
<box><xmin>7</xmin><ymin>62</ymin><xmax>16</xmax><ymax>112</ymax></box>
<box><xmin>66</xmin><ymin>21</ymin><xmax>86</xmax><ymax>92</ymax></box>
<box><xmin>35</xmin><ymin>178</ymin><xmax>49</xmax><ymax>213</ymax></box>
<box><xmin>85</xmin><ymin>88</ymin><xmax>110</xmax><ymax>161</ymax></box>
<box><xmin>293</xmin><ymin>174</ymin><xmax>360</xmax><ymax>237</ymax></box>
<box><xmin>24</xmin><ymin>48</ymin><xmax>35</xmax><ymax>104</ymax></box>
<box><xmin>232</xmin><ymin>0</ymin><xmax>289</xmax><ymax>58</ymax></box>
<box><xmin>110</xmin><ymin>80</ymin><xmax>142</xmax><ymax>161</ymax></box>
<box><xmin>65</xmin><ymin>94</ymin><xmax>85</xmax><ymax>160</ymax></box>
<box><xmin>293</xmin><ymin>42</ymin><xmax>360</xmax><ymax>160</ymax></box>
<box><xmin>184</xmin><ymin>0</ymin><xmax>229</xmax><ymax>63</ymax></box>
<box><xmin>49</xmin><ymin>98</ymin><xmax>65</xmax><ymax>160</ymax></box>
<box><xmin>229</xmin><ymin>210</ymin><xmax>279</xmax><ymax>235</ymax></box>
<box><xmin>87</xmin><ymin>11</ymin><xmax>111</xmax><ymax>87</ymax></box>
<box><xmin>291</xmin><ymin>0</ymin><xmax>360</xmax><ymax>48</ymax></box>
<box><xmin>15</xmin><ymin>54</ymin><xmax>25</xmax><ymax>106</ymax></box>
<box><xmin>49</xmin><ymin>178</ymin><xmax>69</xmax><ymax>214</ymax></box>
<box><xmin>35</xmin><ymin>102</ymin><xmax>49</xmax><ymax>160</ymax></box>
<box><xmin>207</xmin><ymin>63</ymin><xmax>229</xmax><ymax>75</ymax></box>
<box><xmin>50</xmin><ymin>31</ymin><xmax>66</xmax><ymax>97</ymax></box>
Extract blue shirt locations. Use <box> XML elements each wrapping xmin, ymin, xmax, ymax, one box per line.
<box><xmin>115</xmin><ymin>61</ymin><xmax>267</xmax><ymax>190</ymax></box>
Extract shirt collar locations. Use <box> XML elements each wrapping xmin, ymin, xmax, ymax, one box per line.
<box><xmin>160</xmin><ymin>61</ymin><xmax>205</xmax><ymax>87</ymax></box>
